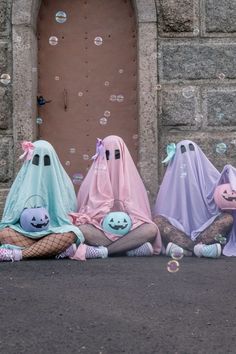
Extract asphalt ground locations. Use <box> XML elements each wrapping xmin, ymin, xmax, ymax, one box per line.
<box><xmin>1</xmin><ymin>256</ymin><xmax>236</xmax><ymax>354</ymax></box>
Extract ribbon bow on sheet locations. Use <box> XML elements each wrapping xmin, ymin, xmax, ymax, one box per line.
<box><xmin>162</xmin><ymin>143</ymin><xmax>176</xmax><ymax>165</ymax></box>
<box><xmin>92</xmin><ymin>138</ymin><xmax>105</xmax><ymax>160</ymax></box>
<box><xmin>19</xmin><ymin>141</ymin><xmax>35</xmax><ymax>161</ymax></box>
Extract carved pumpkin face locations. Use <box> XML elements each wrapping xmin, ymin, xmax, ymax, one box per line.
<box><xmin>102</xmin><ymin>212</ymin><xmax>132</xmax><ymax>236</ymax></box>
<box><xmin>214</xmin><ymin>183</ymin><xmax>236</xmax><ymax>210</ymax></box>
<box><xmin>20</xmin><ymin>207</ymin><xmax>50</xmax><ymax>232</ymax></box>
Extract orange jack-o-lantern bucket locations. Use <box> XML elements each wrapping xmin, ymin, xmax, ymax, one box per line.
<box><xmin>214</xmin><ymin>183</ymin><xmax>236</xmax><ymax>210</ymax></box>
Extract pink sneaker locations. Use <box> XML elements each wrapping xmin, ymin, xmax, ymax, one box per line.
<box><xmin>0</xmin><ymin>248</ymin><xmax>22</xmax><ymax>262</ymax></box>
<box><xmin>56</xmin><ymin>244</ymin><xmax>77</xmax><ymax>259</ymax></box>
<box><xmin>85</xmin><ymin>246</ymin><xmax>108</xmax><ymax>259</ymax></box>
<box><xmin>126</xmin><ymin>242</ymin><xmax>154</xmax><ymax>257</ymax></box>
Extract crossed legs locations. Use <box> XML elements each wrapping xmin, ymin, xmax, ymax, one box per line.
<box><xmin>154</xmin><ymin>213</ymin><xmax>234</xmax><ymax>252</ymax></box>
<box><xmin>79</xmin><ymin>223</ymin><xmax>157</xmax><ymax>255</ymax></box>
<box><xmin>0</xmin><ymin>227</ymin><xmax>76</xmax><ymax>259</ymax></box>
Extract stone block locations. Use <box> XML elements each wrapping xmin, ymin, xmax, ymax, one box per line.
<box><xmin>12</xmin><ymin>0</ymin><xmax>41</xmax><ymax>31</ymax></box>
<box><xmin>135</xmin><ymin>0</ymin><xmax>157</xmax><ymax>23</ymax></box>
<box><xmin>159</xmin><ymin>0</ymin><xmax>195</xmax><ymax>33</ymax></box>
<box><xmin>161</xmin><ymin>87</ymin><xmax>200</xmax><ymax>127</ymax></box>
<box><xmin>205</xmin><ymin>0</ymin><xmax>236</xmax><ymax>33</ymax></box>
<box><xmin>205</xmin><ymin>88</ymin><xmax>236</xmax><ymax>127</ymax></box>
<box><xmin>0</xmin><ymin>40</ymin><xmax>8</xmax><ymax>72</ymax></box>
<box><xmin>0</xmin><ymin>137</ymin><xmax>13</xmax><ymax>182</ymax></box>
<box><xmin>0</xmin><ymin>87</ymin><xmax>12</xmax><ymax>129</ymax></box>
<box><xmin>160</xmin><ymin>41</ymin><xmax>236</xmax><ymax>81</ymax></box>
<box><xmin>0</xmin><ymin>0</ymin><xmax>11</xmax><ymax>33</ymax></box>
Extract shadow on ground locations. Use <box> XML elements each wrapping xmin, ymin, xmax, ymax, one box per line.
<box><xmin>1</xmin><ymin>256</ymin><xmax>236</xmax><ymax>354</ymax></box>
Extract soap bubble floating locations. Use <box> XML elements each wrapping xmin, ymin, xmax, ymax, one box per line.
<box><xmin>94</xmin><ymin>37</ymin><xmax>103</xmax><ymax>46</ymax></box>
<box><xmin>49</xmin><ymin>36</ymin><xmax>58</xmax><ymax>46</ymax></box>
<box><xmin>55</xmin><ymin>11</ymin><xmax>67</xmax><ymax>24</ymax></box>
<box><xmin>167</xmin><ymin>260</ymin><xmax>180</xmax><ymax>273</ymax></box>
<box><xmin>216</xmin><ymin>143</ymin><xmax>227</xmax><ymax>155</ymax></box>
<box><xmin>0</xmin><ymin>74</ymin><xmax>11</xmax><ymax>85</ymax></box>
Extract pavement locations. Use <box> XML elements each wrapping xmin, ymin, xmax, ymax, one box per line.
<box><xmin>1</xmin><ymin>256</ymin><xmax>236</xmax><ymax>354</ymax></box>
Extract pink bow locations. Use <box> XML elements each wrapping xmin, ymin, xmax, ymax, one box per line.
<box><xmin>91</xmin><ymin>138</ymin><xmax>105</xmax><ymax>160</ymax></box>
<box><xmin>19</xmin><ymin>141</ymin><xmax>35</xmax><ymax>161</ymax></box>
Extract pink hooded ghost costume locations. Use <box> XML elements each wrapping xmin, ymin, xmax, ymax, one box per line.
<box><xmin>70</xmin><ymin>136</ymin><xmax>162</xmax><ymax>260</ymax></box>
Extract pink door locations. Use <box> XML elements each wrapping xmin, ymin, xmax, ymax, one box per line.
<box><xmin>37</xmin><ymin>0</ymin><xmax>138</xmax><ymax>190</ymax></box>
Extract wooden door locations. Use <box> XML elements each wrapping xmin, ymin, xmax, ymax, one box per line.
<box><xmin>37</xmin><ymin>0</ymin><xmax>138</xmax><ymax>189</ymax></box>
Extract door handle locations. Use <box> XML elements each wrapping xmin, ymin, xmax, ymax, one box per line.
<box><xmin>64</xmin><ymin>89</ymin><xmax>68</xmax><ymax>111</ymax></box>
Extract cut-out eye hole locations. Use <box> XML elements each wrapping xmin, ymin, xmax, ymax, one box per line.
<box><xmin>189</xmin><ymin>143</ymin><xmax>195</xmax><ymax>151</ymax></box>
<box><xmin>180</xmin><ymin>145</ymin><xmax>186</xmax><ymax>153</ymax></box>
<box><xmin>105</xmin><ymin>150</ymin><xmax>110</xmax><ymax>160</ymax></box>
<box><xmin>44</xmin><ymin>155</ymin><xmax>51</xmax><ymax>166</ymax></box>
<box><xmin>115</xmin><ymin>149</ymin><xmax>120</xmax><ymax>159</ymax></box>
<box><xmin>32</xmin><ymin>154</ymin><xmax>40</xmax><ymax>166</ymax></box>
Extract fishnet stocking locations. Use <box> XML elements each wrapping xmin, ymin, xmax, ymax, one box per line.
<box><xmin>197</xmin><ymin>213</ymin><xmax>234</xmax><ymax>245</ymax></box>
<box><xmin>0</xmin><ymin>227</ymin><xmax>35</xmax><ymax>247</ymax></box>
<box><xmin>154</xmin><ymin>215</ymin><xmax>195</xmax><ymax>251</ymax></box>
<box><xmin>22</xmin><ymin>232</ymin><xmax>76</xmax><ymax>259</ymax></box>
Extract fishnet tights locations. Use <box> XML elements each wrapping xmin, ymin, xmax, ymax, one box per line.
<box><xmin>0</xmin><ymin>228</ymin><xmax>76</xmax><ymax>259</ymax></box>
<box><xmin>154</xmin><ymin>213</ymin><xmax>234</xmax><ymax>252</ymax></box>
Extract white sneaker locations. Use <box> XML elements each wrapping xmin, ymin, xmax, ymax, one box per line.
<box><xmin>56</xmin><ymin>244</ymin><xmax>77</xmax><ymax>259</ymax></box>
<box><xmin>126</xmin><ymin>242</ymin><xmax>153</xmax><ymax>257</ymax></box>
<box><xmin>85</xmin><ymin>246</ymin><xmax>108</xmax><ymax>259</ymax></box>
<box><xmin>166</xmin><ymin>242</ymin><xmax>192</xmax><ymax>258</ymax></box>
<box><xmin>194</xmin><ymin>243</ymin><xmax>221</xmax><ymax>258</ymax></box>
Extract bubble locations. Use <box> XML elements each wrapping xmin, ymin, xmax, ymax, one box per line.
<box><xmin>104</xmin><ymin>81</ymin><xmax>110</xmax><ymax>86</ymax></box>
<box><xmin>83</xmin><ymin>154</ymin><xmax>90</xmax><ymax>160</ymax></box>
<box><xmin>182</xmin><ymin>87</ymin><xmax>195</xmax><ymax>99</ymax></box>
<box><xmin>216</xmin><ymin>142</ymin><xmax>227</xmax><ymax>155</ymax></box>
<box><xmin>216</xmin><ymin>112</ymin><xmax>224</xmax><ymax>121</ymax></box>
<box><xmin>78</xmin><ymin>91</ymin><xmax>83</xmax><ymax>97</ymax></box>
<box><xmin>117</xmin><ymin>94</ymin><xmax>124</xmax><ymax>103</ymax></box>
<box><xmin>72</xmin><ymin>173</ymin><xmax>84</xmax><ymax>185</ymax></box>
<box><xmin>193</xmin><ymin>27</ymin><xmax>199</xmax><ymax>36</ymax></box>
<box><xmin>195</xmin><ymin>114</ymin><xmax>203</xmax><ymax>123</ymax></box>
<box><xmin>69</xmin><ymin>147</ymin><xmax>76</xmax><ymax>154</ymax></box>
<box><xmin>164</xmin><ymin>226</ymin><xmax>171</xmax><ymax>234</ymax></box>
<box><xmin>218</xmin><ymin>73</ymin><xmax>225</xmax><ymax>80</ymax></box>
<box><xmin>132</xmin><ymin>134</ymin><xmax>138</xmax><ymax>140</ymax></box>
<box><xmin>167</xmin><ymin>260</ymin><xmax>180</xmax><ymax>273</ymax></box>
<box><xmin>104</xmin><ymin>110</ymin><xmax>111</xmax><ymax>117</ymax></box>
<box><xmin>94</xmin><ymin>36</ymin><xmax>103</xmax><ymax>46</ymax></box>
<box><xmin>65</xmin><ymin>160</ymin><xmax>71</xmax><ymax>166</ymax></box>
<box><xmin>49</xmin><ymin>36</ymin><xmax>58</xmax><ymax>46</ymax></box>
<box><xmin>54</xmin><ymin>76</ymin><xmax>60</xmax><ymax>81</ymax></box>
<box><xmin>214</xmin><ymin>234</ymin><xmax>227</xmax><ymax>245</ymax></box>
<box><xmin>170</xmin><ymin>248</ymin><xmax>184</xmax><ymax>261</ymax></box>
<box><xmin>0</xmin><ymin>74</ymin><xmax>11</xmax><ymax>85</ymax></box>
<box><xmin>99</xmin><ymin>117</ymin><xmax>108</xmax><ymax>125</ymax></box>
<box><xmin>156</xmin><ymin>84</ymin><xmax>162</xmax><ymax>91</ymax></box>
<box><xmin>118</xmin><ymin>69</ymin><xmax>124</xmax><ymax>74</ymax></box>
<box><xmin>36</xmin><ymin>117</ymin><xmax>43</xmax><ymax>125</ymax></box>
<box><xmin>0</xmin><ymin>159</ymin><xmax>6</xmax><ymax>167</ymax></box>
<box><xmin>110</xmin><ymin>95</ymin><xmax>117</xmax><ymax>102</ymax></box>
<box><xmin>55</xmin><ymin>11</ymin><xmax>67</xmax><ymax>23</ymax></box>
<box><xmin>180</xmin><ymin>163</ymin><xmax>187</xmax><ymax>178</ymax></box>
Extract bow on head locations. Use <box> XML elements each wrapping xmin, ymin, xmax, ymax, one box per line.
<box><xmin>19</xmin><ymin>141</ymin><xmax>35</xmax><ymax>161</ymax></box>
<box><xmin>162</xmin><ymin>143</ymin><xmax>176</xmax><ymax>165</ymax></box>
<box><xmin>92</xmin><ymin>138</ymin><xmax>105</xmax><ymax>160</ymax></box>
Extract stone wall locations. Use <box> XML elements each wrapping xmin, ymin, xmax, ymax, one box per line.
<box><xmin>0</xmin><ymin>0</ymin><xmax>13</xmax><ymax>216</ymax></box>
<box><xmin>156</xmin><ymin>0</ymin><xmax>236</xmax><ymax>181</ymax></box>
